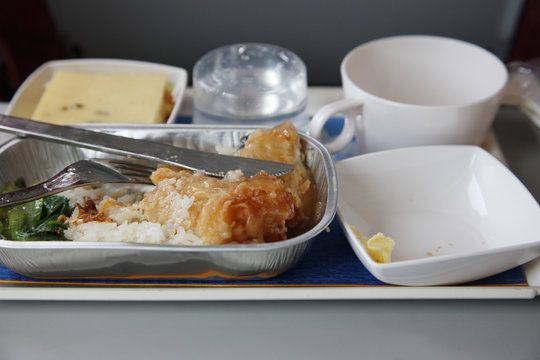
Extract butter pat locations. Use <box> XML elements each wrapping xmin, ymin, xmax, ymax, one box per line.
<box><xmin>31</xmin><ymin>71</ymin><xmax>172</xmax><ymax>124</ymax></box>
<box><xmin>350</xmin><ymin>225</ymin><xmax>395</xmax><ymax>263</ymax></box>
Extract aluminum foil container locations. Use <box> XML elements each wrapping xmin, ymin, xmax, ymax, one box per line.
<box><xmin>0</xmin><ymin>125</ymin><xmax>337</xmax><ymax>280</ymax></box>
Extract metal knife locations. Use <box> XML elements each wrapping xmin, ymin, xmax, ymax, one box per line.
<box><xmin>0</xmin><ymin>114</ymin><xmax>294</xmax><ymax>177</ymax></box>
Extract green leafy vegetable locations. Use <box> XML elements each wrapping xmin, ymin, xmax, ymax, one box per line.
<box><xmin>0</xmin><ymin>180</ymin><xmax>73</xmax><ymax>241</ymax></box>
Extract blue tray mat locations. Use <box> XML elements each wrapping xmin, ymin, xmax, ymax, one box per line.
<box><xmin>0</xmin><ymin>117</ymin><xmax>527</xmax><ymax>287</ymax></box>
<box><xmin>0</xmin><ymin>218</ymin><xmax>527</xmax><ymax>287</ymax></box>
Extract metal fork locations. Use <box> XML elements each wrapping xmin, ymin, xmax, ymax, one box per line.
<box><xmin>0</xmin><ymin>158</ymin><xmax>155</xmax><ymax>207</ymax></box>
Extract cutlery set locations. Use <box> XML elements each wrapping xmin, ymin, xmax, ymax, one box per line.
<box><xmin>0</xmin><ymin>114</ymin><xmax>294</xmax><ymax>206</ymax></box>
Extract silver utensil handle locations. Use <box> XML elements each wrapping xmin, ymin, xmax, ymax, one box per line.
<box><xmin>0</xmin><ymin>115</ymin><xmax>294</xmax><ymax>177</ymax></box>
<box><xmin>0</xmin><ymin>172</ymin><xmax>72</xmax><ymax>207</ymax></box>
<box><xmin>0</xmin><ymin>114</ymin><xmax>183</xmax><ymax>162</ymax></box>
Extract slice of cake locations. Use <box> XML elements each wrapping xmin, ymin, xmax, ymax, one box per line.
<box><xmin>31</xmin><ymin>71</ymin><xmax>173</xmax><ymax>124</ymax></box>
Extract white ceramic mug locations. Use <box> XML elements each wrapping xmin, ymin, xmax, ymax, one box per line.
<box><xmin>309</xmin><ymin>35</ymin><xmax>508</xmax><ymax>153</ymax></box>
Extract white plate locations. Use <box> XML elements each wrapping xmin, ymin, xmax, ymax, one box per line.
<box><xmin>5</xmin><ymin>58</ymin><xmax>188</xmax><ymax>124</ymax></box>
<box><xmin>336</xmin><ymin>145</ymin><xmax>540</xmax><ymax>286</ymax></box>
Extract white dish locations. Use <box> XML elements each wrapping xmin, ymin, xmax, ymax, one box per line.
<box><xmin>336</xmin><ymin>145</ymin><xmax>540</xmax><ymax>286</ymax></box>
<box><xmin>5</xmin><ymin>58</ymin><xmax>188</xmax><ymax>124</ymax></box>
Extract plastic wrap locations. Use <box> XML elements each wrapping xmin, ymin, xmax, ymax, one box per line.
<box><xmin>504</xmin><ymin>58</ymin><xmax>540</xmax><ymax>129</ymax></box>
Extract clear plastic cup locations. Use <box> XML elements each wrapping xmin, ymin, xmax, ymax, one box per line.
<box><xmin>192</xmin><ymin>43</ymin><xmax>308</xmax><ymax>131</ymax></box>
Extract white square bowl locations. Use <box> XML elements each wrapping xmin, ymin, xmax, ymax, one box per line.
<box><xmin>336</xmin><ymin>145</ymin><xmax>540</xmax><ymax>286</ymax></box>
<box><xmin>5</xmin><ymin>58</ymin><xmax>188</xmax><ymax>124</ymax></box>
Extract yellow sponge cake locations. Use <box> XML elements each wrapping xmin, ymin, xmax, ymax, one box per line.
<box><xmin>31</xmin><ymin>71</ymin><xmax>173</xmax><ymax>124</ymax></box>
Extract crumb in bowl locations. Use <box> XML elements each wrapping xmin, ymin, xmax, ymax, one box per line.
<box><xmin>63</xmin><ymin>122</ymin><xmax>317</xmax><ymax>245</ymax></box>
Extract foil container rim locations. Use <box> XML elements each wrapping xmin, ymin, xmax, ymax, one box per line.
<box><xmin>0</xmin><ymin>124</ymin><xmax>338</xmax><ymax>252</ymax></box>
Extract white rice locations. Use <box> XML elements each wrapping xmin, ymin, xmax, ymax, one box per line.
<box><xmin>61</xmin><ymin>183</ymin><xmax>204</xmax><ymax>246</ymax></box>
<box><xmin>63</xmin><ymin>221</ymin><xmax>166</xmax><ymax>244</ymax></box>
<box><xmin>63</xmin><ymin>183</ymin><xmax>150</xmax><ymax>208</ymax></box>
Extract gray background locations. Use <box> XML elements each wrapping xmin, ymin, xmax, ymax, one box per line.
<box><xmin>46</xmin><ymin>0</ymin><xmax>525</xmax><ymax>85</ymax></box>
<box><xmin>2</xmin><ymin>3</ymin><xmax>540</xmax><ymax>360</ymax></box>
<box><xmin>1</xmin><ymin>298</ymin><xmax>539</xmax><ymax>360</ymax></box>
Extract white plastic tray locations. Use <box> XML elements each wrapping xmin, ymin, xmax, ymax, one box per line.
<box><xmin>0</xmin><ymin>88</ymin><xmax>538</xmax><ymax>300</ymax></box>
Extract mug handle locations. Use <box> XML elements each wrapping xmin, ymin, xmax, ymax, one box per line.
<box><xmin>309</xmin><ymin>98</ymin><xmax>364</xmax><ymax>153</ymax></box>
